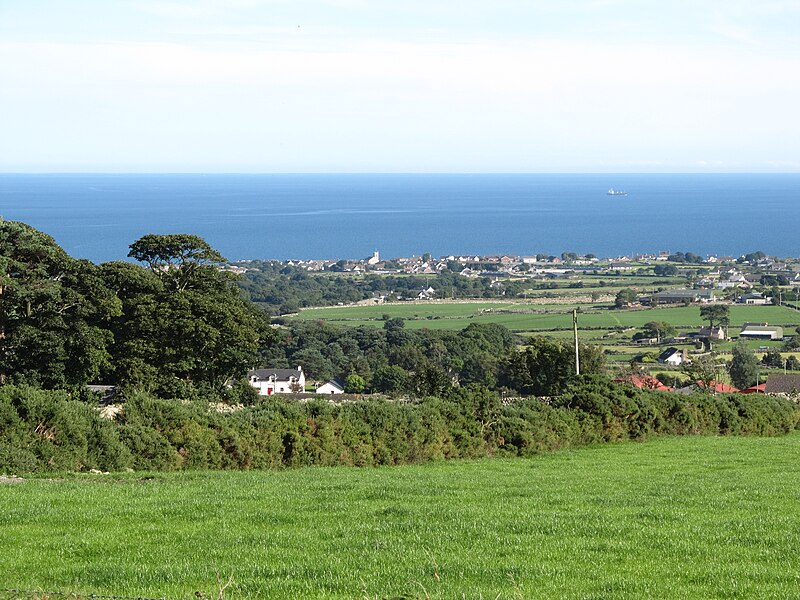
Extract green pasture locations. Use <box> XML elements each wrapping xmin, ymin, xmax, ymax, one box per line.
<box><xmin>295</xmin><ymin>302</ymin><xmax>800</xmax><ymax>334</ymax></box>
<box><xmin>3</xmin><ymin>435</ymin><xmax>799</xmax><ymax>599</ymax></box>
<box><xmin>295</xmin><ymin>301</ymin><xmax>521</xmax><ymax>321</ymax></box>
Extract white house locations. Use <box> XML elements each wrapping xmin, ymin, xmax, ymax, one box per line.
<box><xmin>657</xmin><ymin>347</ymin><xmax>686</xmax><ymax>366</ymax></box>
<box><xmin>316</xmin><ymin>379</ymin><xmax>345</xmax><ymax>394</ymax></box>
<box><xmin>248</xmin><ymin>367</ymin><xmax>305</xmax><ymax>395</ymax></box>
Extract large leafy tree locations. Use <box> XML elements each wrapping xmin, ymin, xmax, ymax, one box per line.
<box><xmin>128</xmin><ymin>234</ymin><xmax>225</xmax><ymax>292</ymax></box>
<box><xmin>499</xmin><ymin>337</ymin><xmax>605</xmax><ymax>396</ymax></box>
<box><xmin>699</xmin><ymin>304</ymin><xmax>730</xmax><ymax>328</ymax></box>
<box><xmin>0</xmin><ymin>221</ymin><xmax>121</xmax><ymax>388</ymax></box>
<box><xmin>636</xmin><ymin>321</ymin><xmax>676</xmax><ymax>342</ymax></box>
<box><xmin>103</xmin><ymin>234</ymin><xmax>275</xmax><ymax>396</ymax></box>
<box><xmin>729</xmin><ymin>342</ymin><xmax>759</xmax><ymax>389</ymax></box>
<box><xmin>614</xmin><ymin>288</ymin><xmax>638</xmax><ymax>308</ymax></box>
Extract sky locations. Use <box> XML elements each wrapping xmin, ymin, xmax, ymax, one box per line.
<box><xmin>1</xmin><ymin>0</ymin><xmax>799</xmax><ymax>173</ymax></box>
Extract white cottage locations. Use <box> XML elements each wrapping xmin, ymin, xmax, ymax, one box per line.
<box><xmin>248</xmin><ymin>367</ymin><xmax>305</xmax><ymax>395</ymax></box>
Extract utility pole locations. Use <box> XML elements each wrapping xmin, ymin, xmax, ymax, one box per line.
<box><xmin>573</xmin><ymin>308</ymin><xmax>580</xmax><ymax>376</ymax></box>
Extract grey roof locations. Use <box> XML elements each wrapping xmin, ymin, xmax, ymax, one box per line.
<box><xmin>657</xmin><ymin>347</ymin><xmax>681</xmax><ymax>362</ymax></box>
<box><xmin>248</xmin><ymin>368</ymin><xmax>302</xmax><ymax>381</ymax></box>
<box><xmin>319</xmin><ymin>378</ymin><xmax>346</xmax><ymax>390</ymax></box>
<box><xmin>765</xmin><ymin>374</ymin><xmax>800</xmax><ymax>394</ymax></box>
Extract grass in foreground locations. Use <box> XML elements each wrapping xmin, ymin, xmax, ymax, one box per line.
<box><xmin>2</xmin><ymin>434</ymin><xmax>800</xmax><ymax>599</ymax></box>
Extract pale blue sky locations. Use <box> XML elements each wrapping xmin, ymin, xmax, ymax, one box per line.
<box><xmin>1</xmin><ymin>0</ymin><xmax>799</xmax><ymax>172</ymax></box>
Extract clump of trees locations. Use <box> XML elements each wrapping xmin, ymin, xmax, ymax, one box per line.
<box><xmin>0</xmin><ymin>222</ymin><xmax>274</xmax><ymax>398</ymax></box>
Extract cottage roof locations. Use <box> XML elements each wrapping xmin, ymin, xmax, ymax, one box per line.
<box><xmin>739</xmin><ymin>384</ymin><xmax>766</xmax><ymax>394</ymax></box>
<box><xmin>248</xmin><ymin>368</ymin><xmax>303</xmax><ymax>381</ymax></box>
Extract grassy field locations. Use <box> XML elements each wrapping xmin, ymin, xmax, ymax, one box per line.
<box><xmin>295</xmin><ymin>301</ymin><xmax>800</xmax><ymax>335</ymax></box>
<box><xmin>3</xmin><ymin>434</ymin><xmax>800</xmax><ymax>599</ymax></box>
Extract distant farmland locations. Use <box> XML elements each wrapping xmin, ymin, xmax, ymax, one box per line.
<box><xmin>294</xmin><ymin>301</ymin><xmax>800</xmax><ymax>334</ymax></box>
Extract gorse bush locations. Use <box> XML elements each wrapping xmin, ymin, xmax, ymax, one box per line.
<box><xmin>1</xmin><ymin>380</ymin><xmax>798</xmax><ymax>474</ymax></box>
<box><xmin>0</xmin><ymin>386</ymin><xmax>130</xmax><ymax>473</ymax></box>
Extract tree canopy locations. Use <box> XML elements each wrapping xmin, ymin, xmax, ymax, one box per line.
<box><xmin>0</xmin><ymin>221</ymin><xmax>121</xmax><ymax>388</ymax></box>
<box><xmin>0</xmin><ymin>223</ymin><xmax>276</xmax><ymax>397</ymax></box>
<box><xmin>699</xmin><ymin>304</ymin><xmax>730</xmax><ymax>328</ymax></box>
<box><xmin>128</xmin><ymin>234</ymin><xmax>226</xmax><ymax>292</ymax></box>
<box><xmin>729</xmin><ymin>342</ymin><xmax>759</xmax><ymax>389</ymax></box>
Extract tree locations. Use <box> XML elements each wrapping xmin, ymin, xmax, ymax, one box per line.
<box><xmin>682</xmin><ymin>353</ymin><xmax>724</xmax><ymax>393</ymax></box>
<box><xmin>383</xmin><ymin>317</ymin><xmax>405</xmax><ymax>331</ymax></box>
<box><xmin>761</xmin><ymin>348</ymin><xmax>784</xmax><ymax>369</ymax></box>
<box><xmin>729</xmin><ymin>342</ymin><xmax>759</xmax><ymax>389</ymax></box>
<box><xmin>0</xmin><ymin>221</ymin><xmax>121</xmax><ymax>388</ymax></box>
<box><xmin>614</xmin><ymin>288</ymin><xmax>638</xmax><ymax>309</ymax></box>
<box><xmin>653</xmin><ymin>264</ymin><xmax>678</xmax><ymax>276</ymax></box>
<box><xmin>699</xmin><ymin>304</ymin><xmax>730</xmax><ymax>328</ymax></box>
<box><xmin>345</xmin><ymin>373</ymin><xmax>366</xmax><ymax>394</ymax></box>
<box><xmin>109</xmin><ymin>234</ymin><xmax>274</xmax><ymax>396</ymax></box>
<box><xmin>371</xmin><ymin>365</ymin><xmax>408</xmax><ymax>395</ymax></box>
<box><xmin>128</xmin><ymin>234</ymin><xmax>225</xmax><ymax>292</ymax></box>
<box><xmin>738</xmin><ymin>251</ymin><xmax>766</xmax><ymax>264</ymax></box>
<box><xmin>499</xmin><ymin>337</ymin><xmax>605</xmax><ymax>396</ymax></box>
<box><xmin>638</xmin><ymin>321</ymin><xmax>676</xmax><ymax>343</ymax></box>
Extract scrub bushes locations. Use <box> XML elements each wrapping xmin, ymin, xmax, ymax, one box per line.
<box><xmin>1</xmin><ymin>380</ymin><xmax>798</xmax><ymax>474</ymax></box>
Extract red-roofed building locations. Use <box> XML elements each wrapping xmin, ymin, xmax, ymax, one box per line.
<box><xmin>613</xmin><ymin>374</ymin><xmax>673</xmax><ymax>391</ymax></box>
<box><xmin>739</xmin><ymin>383</ymin><xmax>765</xmax><ymax>394</ymax></box>
<box><xmin>676</xmin><ymin>380</ymin><xmax>740</xmax><ymax>394</ymax></box>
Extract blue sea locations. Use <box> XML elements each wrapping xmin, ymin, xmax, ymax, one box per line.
<box><xmin>0</xmin><ymin>173</ymin><xmax>798</xmax><ymax>263</ymax></box>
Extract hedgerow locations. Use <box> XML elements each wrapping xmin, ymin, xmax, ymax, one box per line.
<box><xmin>1</xmin><ymin>381</ymin><xmax>798</xmax><ymax>474</ymax></box>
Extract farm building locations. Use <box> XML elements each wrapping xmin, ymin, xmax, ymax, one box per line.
<box><xmin>644</xmin><ymin>289</ymin><xmax>715</xmax><ymax>305</ymax></box>
<box><xmin>739</xmin><ymin>323</ymin><xmax>784</xmax><ymax>340</ymax></box>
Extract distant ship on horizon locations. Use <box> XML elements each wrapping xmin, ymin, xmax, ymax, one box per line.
<box><xmin>607</xmin><ymin>188</ymin><xmax>628</xmax><ymax>196</ymax></box>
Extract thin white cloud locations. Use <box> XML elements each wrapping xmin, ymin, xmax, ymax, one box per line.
<box><xmin>2</xmin><ymin>0</ymin><xmax>800</xmax><ymax>171</ymax></box>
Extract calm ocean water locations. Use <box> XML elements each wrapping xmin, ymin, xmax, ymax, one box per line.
<box><xmin>0</xmin><ymin>173</ymin><xmax>798</xmax><ymax>263</ymax></box>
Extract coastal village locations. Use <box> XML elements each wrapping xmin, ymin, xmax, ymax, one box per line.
<box><xmin>227</xmin><ymin>249</ymin><xmax>800</xmax><ymax>303</ymax></box>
